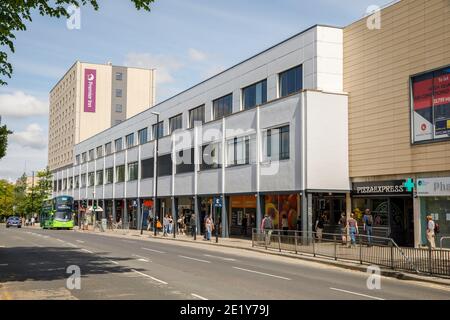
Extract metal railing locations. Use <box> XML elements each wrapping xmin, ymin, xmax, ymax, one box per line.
<box><xmin>440</xmin><ymin>237</ymin><xmax>450</xmax><ymax>249</ymax></box>
<box><xmin>252</xmin><ymin>229</ymin><xmax>450</xmax><ymax>277</ymax></box>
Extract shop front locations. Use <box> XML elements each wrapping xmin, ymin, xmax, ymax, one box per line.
<box><xmin>126</xmin><ymin>199</ymin><xmax>139</xmax><ymax>229</ymax></box>
<box><xmin>115</xmin><ymin>199</ymin><xmax>124</xmax><ymax>223</ymax></box>
<box><xmin>263</xmin><ymin>193</ymin><xmax>301</xmax><ymax>231</ymax></box>
<box><xmin>310</xmin><ymin>193</ymin><xmax>346</xmax><ymax>234</ymax></box>
<box><xmin>351</xmin><ymin>180</ymin><xmax>414</xmax><ymax>247</ymax></box>
<box><xmin>229</xmin><ymin>195</ymin><xmax>257</xmax><ymax>237</ymax></box>
<box><xmin>177</xmin><ymin>197</ymin><xmax>195</xmax><ymax>234</ymax></box>
<box><xmin>417</xmin><ymin>177</ymin><xmax>450</xmax><ymax>248</ymax></box>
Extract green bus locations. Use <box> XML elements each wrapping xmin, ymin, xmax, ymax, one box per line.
<box><xmin>40</xmin><ymin>196</ymin><xmax>75</xmax><ymax>229</ymax></box>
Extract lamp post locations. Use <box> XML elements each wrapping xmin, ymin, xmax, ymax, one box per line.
<box><xmin>152</xmin><ymin>111</ymin><xmax>161</xmax><ymax>237</ymax></box>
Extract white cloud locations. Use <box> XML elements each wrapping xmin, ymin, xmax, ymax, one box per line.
<box><xmin>188</xmin><ymin>48</ymin><xmax>207</xmax><ymax>62</ymax></box>
<box><xmin>202</xmin><ymin>65</ymin><xmax>227</xmax><ymax>79</ymax></box>
<box><xmin>0</xmin><ymin>91</ymin><xmax>48</xmax><ymax>118</ymax></box>
<box><xmin>124</xmin><ymin>52</ymin><xmax>184</xmax><ymax>84</ymax></box>
<box><xmin>9</xmin><ymin>123</ymin><xmax>47</xmax><ymax>150</ymax></box>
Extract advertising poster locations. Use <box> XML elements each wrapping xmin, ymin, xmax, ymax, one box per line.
<box><xmin>264</xmin><ymin>194</ymin><xmax>298</xmax><ymax>230</ymax></box>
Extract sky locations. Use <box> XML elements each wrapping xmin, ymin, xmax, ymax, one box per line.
<box><xmin>0</xmin><ymin>0</ymin><xmax>396</xmax><ymax>182</ymax></box>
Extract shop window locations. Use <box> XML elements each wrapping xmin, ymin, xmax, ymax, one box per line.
<box><xmin>264</xmin><ymin>194</ymin><xmax>300</xmax><ymax>230</ymax></box>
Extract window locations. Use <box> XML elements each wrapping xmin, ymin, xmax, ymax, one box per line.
<box><xmin>213</xmin><ymin>94</ymin><xmax>233</xmax><ymax>120</ymax></box>
<box><xmin>141</xmin><ymin>158</ymin><xmax>154</xmax><ymax>179</ymax></box>
<box><xmin>152</xmin><ymin>121</ymin><xmax>164</xmax><ymax>140</ymax></box>
<box><xmin>243</xmin><ymin>79</ymin><xmax>267</xmax><ymax>110</ymax></box>
<box><xmin>81</xmin><ymin>152</ymin><xmax>87</xmax><ymax>163</ymax></box>
<box><xmin>74</xmin><ymin>176</ymin><xmax>79</xmax><ymax>188</ymax></box>
<box><xmin>116</xmin><ymin>72</ymin><xmax>123</xmax><ymax>81</ymax></box>
<box><xmin>62</xmin><ymin>179</ymin><xmax>67</xmax><ymax>190</ymax></box>
<box><xmin>115</xmin><ymin>89</ymin><xmax>122</xmax><ymax>97</ymax></box>
<box><xmin>200</xmin><ymin>143</ymin><xmax>221</xmax><ymax>170</ymax></box>
<box><xmin>115</xmin><ymin>165</ymin><xmax>125</xmax><ymax>183</ymax></box>
<box><xmin>264</xmin><ymin>125</ymin><xmax>290</xmax><ymax>161</ymax></box>
<box><xmin>96</xmin><ymin>170</ymin><xmax>103</xmax><ymax>185</ymax></box>
<box><xmin>189</xmin><ymin>105</ymin><xmax>205</xmax><ymax>128</ymax></box>
<box><xmin>126</xmin><ymin>133</ymin><xmax>134</xmax><ymax>148</ymax></box>
<box><xmin>158</xmin><ymin>154</ymin><xmax>173</xmax><ymax>177</ymax></box>
<box><xmin>115</xmin><ymin>138</ymin><xmax>123</xmax><ymax>152</ymax></box>
<box><xmin>75</xmin><ymin>155</ymin><xmax>80</xmax><ymax>165</ymax></box>
<box><xmin>115</xmin><ymin>104</ymin><xmax>123</xmax><ymax>113</ymax></box>
<box><xmin>81</xmin><ymin>174</ymin><xmax>86</xmax><ymax>187</ymax></box>
<box><xmin>176</xmin><ymin>148</ymin><xmax>195</xmax><ymax>174</ymax></box>
<box><xmin>88</xmin><ymin>172</ymin><xmax>95</xmax><ymax>187</ymax></box>
<box><xmin>88</xmin><ymin>149</ymin><xmax>94</xmax><ymax>161</ymax></box>
<box><xmin>53</xmin><ymin>180</ymin><xmax>57</xmax><ymax>192</ymax></box>
<box><xmin>96</xmin><ymin>146</ymin><xmax>103</xmax><ymax>158</ymax></box>
<box><xmin>227</xmin><ymin>136</ymin><xmax>250</xmax><ymax>166</ymax></box>
<box><xmin>58</xmin><ymin>179</ymin><xmax>62</xmax><ymax>190</ymax></box>
<box><xmin>138</xmin><ymin>128</ymin><xmax>148</xmax><ymax>145</ymax></box>
<box><xmin>169</xmin><ymin>114</ymin><xmax>183</xmax><ymax>134</ymax></box>
<box><xmin>105</xmin><ymin>142</ymin><xmax>112</xmax><ymax>155</ymax></box>
<box><xmin>68</xmin><ymin>177</ymin><xmax>73</xmax><ymax>189</ymax></box>
<box><xmin>279</xmin><ymin>65</ymin><xmax>303</xmax><ymax>98</ymax></box>
<box><xmin>128</xmin><ymin>162</ymin><xmax>139</xmax><ymax>181</ymax></box>
<box><xmin>105</xmin><ymin>168</ymin><xmax>114</xmax><ymax>184</ymax></box>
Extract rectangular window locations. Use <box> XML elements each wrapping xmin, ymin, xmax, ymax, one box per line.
<box><xmin>279</xmin><ymin>65</ymin><xmax>303</xmax><ymax>98</ymax></box>
<box><xmin>81</xmin><ymin>152</ymin><xmax>87</xmax><ymax>163</ymax></box>
<box><xmin>115</xmin><ymin>104</ymin><xmax>123</xmax><ymax>113</ymax></box>
<box><xmin>213</xmin><ymin>94</ymin><xmax>233</xmax><ymax>120</ymax></box>
<box><xmin>141</xmin><ymin>158</ymin><xmax>154</xmax><ymax>179</ymax></box>
<box><xmin>105</xmin><ymin>168</ymin><xmax>114</xmax><ymax>184</ymax></box>
<box><xmin>58</xmin><ymin>179</ymin><xmax>62</xmax><ymax>190</ymax></box>
<box><xmin>81</xmin><ymin>174</ymin><xmax>86</xmax><ymax>187</ymax></box>
<box><xmin>227</xmin><ymin>136</ymin><xmax>250</xmax><ymax>167</ymax></box>
<box><xmin>105</xmin><ymin>142</ymin><xmax>112</xmax><ymax>155</ymax></box>
<box><xmin>115</xmin><ymin>89</ymin><xmax>123</xmax><ymax>97</ymax></box>
<box><xmin>96</xmin><ymin>146</ymin><xmax>103</xmax><ymax>158</ymax></box>
<box><xmin>138</xmin><ymin>128</ymin><xmax>148</xmax><ymax>145</ymax></box>
<box><xmin>116</xmin><ymin>72</ymin><xmax>123</xmax><ymax>81</ymax></box>
<box><xmin>96</xmin><ymin>170</ymin><xmax>103</xmax><ymax>185</ymax></box>
<box><xmin>68</xmin><ymin>177</ymin><xmax>73</xmax><ymax>189</ymax></box>
<box><xmin>74</xmin><ymin>176</ymin><xmax>79</xmax><ymax>188</ymax></box>
<box><xmin>53</xmin><ymin>180</ymin><xmax>57</xmax><ymax>192</ymax></box>
<box><xmin>176</xmin><ymin>148</ymin><xmax>195</xmax><ymax>174</ymax></box>
<box><xmin>189</xmin><ymin>105</ymin><xmax>205</xmax><ymax>128</ymax></box>
<box><xmin>115</xmin><ymin>165</ymin><xmax>125</xmax><ymax>183</ymax></box>
<box><xmin>128</xmin><ymin>162</ymin><xmax>139</xmax><ymax>181</ymax></box>
<box><xmin>243</xmin><ymin>79</ymin><xmax>267</xmax><ymax>110</ymax></box>
<box><xmin>200</xmin><ymin>143</ymin><xmax>221</xmax><ymax>171</ymax></box>
<box><xmin>152</xmin><ymin>121</ymin><xmax>164</xmax><ymax>140</ymax></box>
<box><xmin>126</xmin><ymin>133</ymin><xmax>134</xmax><ymax>148</ymax></box>
<box><xmin>62</xmin><ymin>179</ymin><xmax>67</xmax><ymax>190</ymax></box>
<box><xmin>75</xmin><ymin>155</ymin><xmax>80</xmax><ymax>165</ymax></box>
<box><xmin>169</xmin><ymin>114</ymin><xmax>183</xmax><ymax>134</ymax></box>
<box><xmin>88</xmin><ymin>172</ymin><xmax>95</xmax><ymax>187</ymax></box>
<box><xmin>115</xmin><ymin>138</ymin><xmax>123</xmax><ymax>152</ymax></box>
<box><xmin>264</xmin><ymin>125</ymin><xmax>290</xmax><ymax>161</ymax></box>
<box><xmin>158</xmin><ymin>154</ymin><xmax>173</xmax><ymax>177</ymax></box>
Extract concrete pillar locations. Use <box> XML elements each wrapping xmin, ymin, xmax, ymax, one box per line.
<box><xmin>256</xmin><ymin>193</ymin><xmax>263</xmax><ymax>233</ymax></box>
<box><xmin>302</xmin><ymin>192</ymin><xmax>308</xmax><ymax>244</ymax></box>
<box><xmin>172</xmin><ymin>197</ymin><xmax>178</xmax><ymax>236</ymax></box>
<box><xmin>346</xmin><ymin>192</ymin><xmax>351</xmax><ymax>242</ymax></box>
<box><xmin>195</xmin><ymin>196</ymin><xmax>200</xmax><ymax>235</ymax></box>
<box><xmin>124</xmin><ymin>199</ymin><xmax>128</xmax><ymax>229</ymax></box>
<box><xmin>112</xmin><ymin>199</ymin><xmax>116</xmax><ymax>222</ymax></box>
<box><xmin>221</xmin><ymin>195</ymin><xmax>229</xmax><ymax>238</ymax></box>
<box><xmin>137</xmin><ymin>198</ymin><xmax>141</xmax><ymax>230</ymax></box>
<box><xmin>413</xmin><ymin>196</ymin><xmax>421</xmax><ymax>248</ymax></box>
<box><xmin>307</xmin><ymin>193</ymin><xmax>313</xmax><ymax>242</ymax></box>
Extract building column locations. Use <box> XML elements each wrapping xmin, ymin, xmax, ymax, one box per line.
<box><xmin>256</xmin><ymin>193</ymin><xmax>263</xmax><ymax>233</ymax></box>
<box><xmin>123</xmin><ymin>199</ymin><xmax>128</xmax><ymax>229</ymax></box>
<box><xmin>221</xmin><ymin>195</ymin><xmax>229</xmax><ymax>238</ymax></box>
<box><xmin>102</xmin><ymin>199</ymin><xmax>105</xmax><ymax>219</ymax></box>
<box><xmin>112</xmin><ymin>199</ymin><xmax>116</xmax><ymax>223</ymax></box>
<box><xmin>346</xmin><ymin>192</ymin><xmax>352</xmax><ymax>243</ymax></box>
<box><xmin>137</xmin><ymin>198</ymin><xmax>141</xmax><ymax>230</ymax></box>
<box><xmin>413</xmin><ymin>196</ymin><xmax>421</xmax><ymax>248</ymax></box>
<box><xmin>172</xmin><ymin>197</ymin><xmax>178</xmax><ymax>236</ymax></box>
<box><xmin>301</xmin><ymin>192</ymin><xmax>308</xmax><ymax>244</ymax></box>
<box><xmin>195</xmin><ymin>196</ymin><xmax>201</xmax><ymax>235</ymax></box>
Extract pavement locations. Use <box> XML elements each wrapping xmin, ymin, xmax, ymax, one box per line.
<box><xmin>1</xmin><ymin>224</ymin><xmax>450</xmax><ymax>300</ymax></box>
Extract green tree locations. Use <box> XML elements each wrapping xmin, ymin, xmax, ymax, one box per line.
<box><xmin>13</xmin><ymin>173</ymin><xmax>28</xmax><ymax>215</ymax></box>
<box><xmin>0</xmin><ymin>124</ymin><xmax>13</xmax><ymax>160</ymax></box>
<box><xmin>0</xmin><ymin>179</ymin><xmax>15</xmax><ymax>218</ymax></box>
<box><xmin>24</xmin><ymin>167</ymin><xmax>53</xmax><ymax>218</ymax></box>
<box><xmin>0</xmin><ymin>0</ymin><xmax>155</xmax><ymax>85</ymax></box>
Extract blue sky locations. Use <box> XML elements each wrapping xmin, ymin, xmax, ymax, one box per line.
<box><xmin>0</xmin><ymin>0</ymin><xmax>395</xmax><ymax>181</ymax></box>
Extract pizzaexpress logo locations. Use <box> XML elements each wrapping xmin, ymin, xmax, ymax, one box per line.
<box><xmin>356</xmin><ymin>185</ymin><xmax>405</xmax><ymax>194</ymax></box>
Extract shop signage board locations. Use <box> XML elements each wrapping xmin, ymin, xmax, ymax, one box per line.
<box><xmin>213</xmin><ymin>197</ymin><xmax>223</xmax><ymax>208</ymax></box>
<box><xmin>417</xmin><ymin>177</ymin><xmax>450</xmax><ymax>196</ymax></box>
<box><xmin>352</xmin><ymin>180</ymin><xmax>413</xmax><ymax>196</ymax></box>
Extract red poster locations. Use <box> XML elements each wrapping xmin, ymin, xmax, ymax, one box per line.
<box><xmin>433</xmin><ymin>73</ymin><xmax>450</xmax><ymax>106</ymax></box>
<box><xmin>413</xmin><ymin>78</ymin><xmax>433</xmax><ymax>110</ymax></box>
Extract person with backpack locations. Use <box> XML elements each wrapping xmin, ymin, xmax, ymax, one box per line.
<box><xmin>315</xmin><ymin>213</ymin><xmax>326</xmax><ymax>242</ymax></box>
<box><xmin>426</xmin><ymin>215</ymin><xmax>436</xmax><ymax>249</ymax></box>
<box><xmin>338</xmin><ymin>212</ymin><xmax>347</xmax><ymax>245</ymax></box>
<box><xmin>363</xmin><ymin>209</ymin><xmax>374</xmax><ymax>246</ymax></box>
<box><xmin>260</xmin><ymin>214</ymin><xmax>273</xmax><ymax>246</ymax></box>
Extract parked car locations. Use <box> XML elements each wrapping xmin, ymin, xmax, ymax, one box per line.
<box><xmin>6</xmin><ymin>216</ymin><xmax>22</xmax><ymax>228</ymax></box>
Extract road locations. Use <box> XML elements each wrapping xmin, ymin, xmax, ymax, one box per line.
<box><xmin>0</xmin><ymin>224</ymin><xmax>449</xmax><ymax>300</ymax></box>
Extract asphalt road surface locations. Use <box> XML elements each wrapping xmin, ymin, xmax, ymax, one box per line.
<box><xmin>0</xmin><ymin>224</ymin><xmax>449</xmax><ymax>300</ymax></box>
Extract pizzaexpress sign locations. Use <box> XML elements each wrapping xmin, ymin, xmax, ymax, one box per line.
<box><xmin>352</xmin><ymin>180</ymin><xmax>412</xmax><ymax>195</ymax></box>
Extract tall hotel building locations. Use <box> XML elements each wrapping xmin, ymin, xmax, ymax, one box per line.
<box><xmin>48</xmin><ymin>62</ymin><xmax>156</xmax><ymax>172</ymax></box>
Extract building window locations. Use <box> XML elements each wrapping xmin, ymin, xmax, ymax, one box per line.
<box><xmin>176</xmin><ymin>148</ymin><xmax>195</xmax><ymax>174</ymax></box>
<box><xmin>81</xmin><ymin>152</ymin><xmax>87</xmax><ymax>163</ymax></box>
<box><xmin>74</xmin><ymin>176</ymin><xmax>79</xmax><ymax>188</ymax></box>
<box><xmin>105</xmin><ymin>142</ymin><xmax>112</xmax><ymax>155</ymax></box>
<box><xmin>141</xmin><ymin>158</ymin><xmax>154</xmax><ymax>179</ymax></box>
<box><xmin>126</xmin><ymin>133</ymin><xmax>135</xmax><ymax>148</ymax></box>
<box><xmin>264</xmin><ymin>125</ymin><xmax>290</xmax><ymax>161</ymax></box>
<box><xmin>213</xmin><ymin>94</ymin><xmax>233</xmax><ymax>120</ymax></box>
<box><xmin>189</xmin><ymin>105</ymin><xmax>205</xmax><ymax>128</ymax></box>
<box><xmin>88</xmin><ymin>149</ymin><xmax>94</xmax><ymax>161</ymax></box>
<box><xmin>115</xmin><ymin>165</ymin><xmax>125</xmax><ymax>183</ymax></box>
<box><xmin>105</xmin><ymin>168</ymin><xmax>114</xmax><ymax>184</ymax></box>
<box><xmin>62</xmin><ymin>179</ymin><xmax>67</xmax><ymax>190</ymax></box>
<box><xmin>53</xmin><ymin>180</ymin><xmax>57</xmax><ymax>192</ymax></box>
<box><xmin>96</xmin><ymin>146</ymin><xmax>103</xmax><ymax>158</ymax></box>
<box><xmin>96</xmin><ymin>170</ymin><xmax>103</xmax><ymax>185</ymax></box>
<box><xmin>115</xmin><ymin>104</ymin><xmax>123</xmax><ymax>113</ymax></box>
<box><xmin>115</xmin><ymin>89</ymin><xmax>123</xmax><ymax>97</ymax></box>
<box><xmin>169</xmin><ymin>114</ymin><xmax>183</xmax><ymax>134</ymax></box>
<box><xmin>158</xmin><ymin>154</ymin><xmax>173</xmax><ymax>177</ymax></box>
<box><xmin>81</xmin><ymin>174</ymin><xmax>86</xmax><ymax>187</ymax></box>
<box><xmin>138</xmin><ymin>128</ymin><xmax>148</xmax><ymax>145</ymax></box>
<box><xmin>152</xmin><ymin>121</ymin><xmax>164</xmax><ymax>140</ymax></box>
<box><xmin>75</xmin><ymin>155</ymin><xmax>80</xmax><ymax>165</ymax></box>
<box><xmin>128</xmin><ymin>162</ymin><xmax>139</xmax><ymax>181</ymax></box>
<box><xmin>88</xmin><ymin>172</ymin><xmax>95</xmax><ymax>187</ymax></box>
<box><xmin>68</xmin><ymin>177</ymin><xmax>73</xmax><ymax>189</ymax></box>
<box><xmin>227</xmin><ymin>136</ymin><xmax>250</xmax><ymax>167</ymax></box>
<box><xmin>115</xmin><ymin>138</ymin><xmax>123</xmax><ymax>152</ymax></box>
<box><xmin>200</xmin><ymin>143</ymin><xmax>221</xmax><ymax>171</ymax></box>
<box><xmin>243</xmin><ymin>79</ymin><xmax>267</xmax><ymax>110</ymax></box>
<box><xmin>279</xmin><ymin>65</ymin><xmax>303</xmax><ymax>98</ymax></box>
<box><xmin>116</xmin><ymin>72</ymin><xmax>123</xmax><ymax>81</ymax></box>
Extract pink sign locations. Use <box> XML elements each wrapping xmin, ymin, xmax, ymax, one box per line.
<box><xmin>84</xmin><ymin>69</ymin><xmax>96</xmax><ymax>113</ymax></box>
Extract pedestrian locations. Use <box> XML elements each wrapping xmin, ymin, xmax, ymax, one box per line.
<box><xmin>338</xmin><ymin>212</ymin><xmax>347</xmax><ymax>245</ymax></box>
<box><xmin>281</xmin><ymin>214</ymin><xmax>289</xmax><ymax>236</ymax></box>
<box><xmin>204</xmin><ymin>215</ymin><xmax>213</xmax><ymax>241</ymax></box>
<box><xmin>177</xmin><ymin>214</ymin><xmax>184</xmax><ymax>235</ymax></box>
<box><xmin>426</xmin><ymin>215</ymin><xmax>436</xmax><ymax>249</ymax></box>
<box><xmin>31</xmin><ymin>216</ymin><xmax>35</xmax><ymax>227</ymax></box>
<box><xmin>260</xmin><ymin>213</ymin><xmax>273</xmax><ymax>246</ymax></box>
<box><xmin>163</xmin><ymin>214</ymin><xmax>169</xmax><ymax>236</ymax></box>
<box><xmin>315</xmin><ymin>213</ymin><xmax>325</xmax><ymax>242</ymax></box>
<box><xmin>190</xmin><ymin>213</ymin><xmax>197</xmax><ymax>238</ymax></box>
<box><xmin>155</xmin><ymin>216</ymin><xmax>161</xmax><ymax>235</ymax></box>
<box><xmin>347</xmin><ymin>213</ymin><xmax>359</xmax><ymax>246</ymax></box>
<box><xmin>363</xmin><ymin>209</ymin><xmax>374</xmax><ymax>246</ymax></box>
<box><xmin>241</xmin><ymin>215</ymin><xmax>248</xmax><ymax>236</ymax></box>
<box><xmin>146</xmin><ymin>214</ymin><xmax>152</xmax><ymax>231</ymax></box>
<box><xmin>296</xmin><ymin>216</ymin><xmax>302</xmax><ymax>232</ymax></box>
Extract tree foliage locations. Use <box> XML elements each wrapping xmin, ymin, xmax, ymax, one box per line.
<box><xmin>0</xmin><ymin>0</ymin><xmax>155</xmax><ymax>85</ymax></box>
<box><xmin>0</xmin><ymin>124</ymin><xmax>13</xmax><ymax>160</ymax></box>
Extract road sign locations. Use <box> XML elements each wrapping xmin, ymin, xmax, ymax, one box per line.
<box><xmin>213</xmin><ymin>197</ymin><xmax>222</xmax><ymax>208</ymax></box>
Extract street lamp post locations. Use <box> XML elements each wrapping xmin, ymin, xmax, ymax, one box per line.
<box><xmin>152</xmin><ymin>111</ymin><xmax>161</xmax><ymax>237</ymax></box>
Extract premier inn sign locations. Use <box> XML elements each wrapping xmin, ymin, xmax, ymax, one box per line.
<box><xmin>417</xmin><ymin>177</ymin><xmax>450</xmax><ymax>196</ymax></box>
<box><xmin>352</xmin><ymin>180</ymin><xmax>412</xmax><ymax>196</ymax></box>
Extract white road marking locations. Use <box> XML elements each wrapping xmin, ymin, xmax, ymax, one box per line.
<box><xmin>191</xmin><ymin>293</ymin><xmax>208</xmax><ymax>300</ymax></box>
<box><xmin>76</xmin><ymin>240</ymin><xmax>85</xmax><ymax>243</ymax></box>
<box><xmin>132</xmin><ymin>254</ymin><xmax>151</xmax><ymax>263</ymax></box>
<box><xmin>137</xmin><ymin>258</ymin><xmax>150</xmax><ymax>262</ymax></box>
<box><xmin>203</xmin><ymin>254</ymin><xmax>236</xmax><ymax>261</ymax></box>
<box><xmin>329</xmin><ymin>287</ymin><xmax>385</xmax><ymax>300</ymax></box>
<box><xmin>141</xmin><ymin>247</ymin><xmax>165</xmax><ymax>254</ymax></box>
<box><xmin>179</xmin><ymin>255</ymin><xmax>211</xmax><ymax>264</ymax></box>
<box><xmin>108</xmin><ymin>260</ymin><xmax>119</xmax><ymax>265</ymax></box>
<box><xmin>81</xmin><ymin>249</ymin><xmax>93</xmax><ymax>254</ymax></box>
<box><xmin>232</xmin><ymin>267</ymin><xmax>291</xmax><ymax>280</ymax></box>
<box><xmin>0</xmin><ymin>245</ymin><xmax>5</xmax><ymax>248</ymax></box>
<box><xmin>130</xmin><ymin>269</ymin><xmax>168</xmax><ymax>285</ymax></box>
<box><xmin>56</xmin><ymin>239</ymin><xmax>65</xmax><ymax>242</ymax></box>
<box><xmin>67</xmin><ymin>243</ymin><xmax>78</xmax><ymax>248</ymax></box>
<box><xmin>0</xmin><ymin>264</ymin><xmax>8</xmax><ymax>267</ymax></box>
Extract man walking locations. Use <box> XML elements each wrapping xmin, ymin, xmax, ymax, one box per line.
<box><xmin>260</xmin><ymin>214</ymin><xmax>273</xmax><ymax>246</ymax></box>
<box><xmin>347</xmin><ymin>213</ymin><xmax>359</xmax><ymax>246</ymax></box>
<box><xmin>205</xmin><ymin>215</ymin><xmax>213</xmax><ymax>241</ymax></box>
<box><xmin>190</xmin><ymin>213</ymin><xmax>197</xmax><ymax>238</ymax></box>
<box><xmin>363</xmin><ymin>209</ymin><xmax>374</xmax><ymax>246</ymax></box>
<box><xmin>426</xmin><ymin>215</ymin><xmax>436</xmax><ymax>249</ymax></box>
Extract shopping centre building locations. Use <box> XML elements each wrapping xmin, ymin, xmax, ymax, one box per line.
<box><xmin>51</xmin><ymin>0</ymin><xmax>450</xmax><ymax>247</ymax></box>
